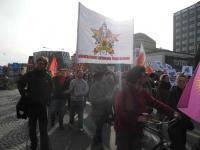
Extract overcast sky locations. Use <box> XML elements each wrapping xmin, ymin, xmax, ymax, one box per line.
<box><xmin>0</xmin><ymin>0</ymin><xmax>199</xmax><ymax>65</ymax></box>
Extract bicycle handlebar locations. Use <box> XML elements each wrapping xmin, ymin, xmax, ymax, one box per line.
<box><xmin>140</xmin><ymin>113</ymin><xmax>177</xmax><ymax>125</ymax></box>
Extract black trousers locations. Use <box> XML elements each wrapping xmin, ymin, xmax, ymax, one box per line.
<box><xmin>116</xmin><ymin>132</ymin><xmax>143</xmax><ymax>150</ymax></box>
<box><xmin>28</xmin><ymin>104</ymin><xmax>49</xmax><ymax>150</ymax></box>
<box><xmin>168</xmin><ymin>125</ymin><xmax>186</xmax><ymax>150</ymax></box>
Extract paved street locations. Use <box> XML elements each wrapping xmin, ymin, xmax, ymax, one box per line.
<box><xmin>0</xmin><ymin>90</ymin><xmax>28</xmax><ymax>150</ymax></box>
<box><xmin>0</xmin><ymin>89</ymin><xmax>200</xmax><ymax>150</ymax></box>
<box><xmin>0</xmin><ymin>90</ymin><xmax>114</xmax><ymax>150</ymax></box>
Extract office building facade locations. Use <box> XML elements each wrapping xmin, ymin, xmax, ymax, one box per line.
<box><xmin>173</xmin><ymin>1</ymin><xmax>200</xmax><ymax>54</ymax></box>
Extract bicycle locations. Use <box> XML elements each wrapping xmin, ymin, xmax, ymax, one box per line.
<box><xmin>141</xmin><ymin>113</ymin><xmax>176</xmax><ymax>150</ymax></box>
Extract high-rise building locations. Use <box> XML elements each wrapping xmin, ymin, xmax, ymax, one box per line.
<box><xmin>173</xmin><ymin>1</ymin><xmax>200</xmax><ymax>54</ymax></box>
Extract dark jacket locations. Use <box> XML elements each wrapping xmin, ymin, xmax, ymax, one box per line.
<box><xmin>52</xmin><ymin>76</ymin><xmax>70</xmax><ymax>99</ymax></box>
<box><xmin>17</xmin><ymin>70</ymin><xmax>52</xmax><ymax>105</ymax></box>
<box><xmin>154</xmin><ymin>81</ymin><xmax>171</xmax><ymax>104</ymax></box>
<box><xmin>167</xmin><ymin>86</ymin><xmax>194</xmax><ymax>130</ymax></box>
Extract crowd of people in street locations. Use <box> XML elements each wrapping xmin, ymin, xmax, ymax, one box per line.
<box><xmin>17</xmin><ymin>56</ymin><xmax>195</xmax><ymax>150</ymax></box>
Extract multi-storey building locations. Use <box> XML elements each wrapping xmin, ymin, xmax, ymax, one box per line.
<box><xmin>33</xmin><ymin>51</ymin><xmax>71</xmax><ymax>69</ymax></box>
<box><xmin>135</xmin><ymin>33</ymin><xmax>194</xmax><ymax>71</ymax></box>
<box><xmin>173</xmin><ymin>1</ymin><xmax>200</xmax><ymax>54</ymax></box>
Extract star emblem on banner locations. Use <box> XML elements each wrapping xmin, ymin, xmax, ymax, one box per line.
<box><xmin>91</xmin><ymin>22</ymin><xmax>119</xmax><ymax>55</ymax></box>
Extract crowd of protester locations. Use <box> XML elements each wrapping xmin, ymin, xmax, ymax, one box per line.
<box><xmin>17</xmin><ymin>56</ymin><xmax>195</xmax><ymax>150</ymax></box>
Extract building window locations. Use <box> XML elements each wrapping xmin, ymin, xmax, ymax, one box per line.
<box><xmin>182</xmin><ymin>20</ymin><xmax>187</xmax><ymax>24</ymax></box>
<box><xmin>189</xmin><ymin>16</ymin><xmax>195</xmax><ymax>21</ymax></box>
<box><xmin>176</xmin><ymin>28</ymin><xmax>181</xmax><ymax>33</ymax></box>
<box><xmin>182</xmin><ymin>33</ymin><xmax>187</xmax><ymax>38</ymax></box>
<box><xmin>189</xmin><ymin>31</ymin><xmax>195</xmax><ymax>35</ymax></box>
<box><xmin>176</xmin><ymin>42</ymin><xmax>180</xmax><ymax>46</ymax></box>
<box><xmin>176</xmin><ymin>22</ymin><xmax>181</xmax><ymax>27</ymax></box>
<box><xmin>182</xmin><ymin>40</ymin><xmax>187</xmax><ymax>44</ymax></box>
<box><xmin>197</xmin><ymin>37</ymin><xmax>200</xmax><ymax>41</ymax></box>
<box><xmin>176</xmin><ymin>48</ymin><xmax>180</xmax><ymax>52</ymax></box>
<box><xmin>197</xmin><ymin>33</ymin><xmax>200</xmax><ymax>37</ymax></box>
<box><xmin>189</xmin><ymin>50</ymin><xmax>195</xmax><ymax>54</ymax></box>
<box><xmin>189</xmin><ymin>10</ymin><xmax>195</xmax><ymax>14</ymax></box>
<box><xmin>190</xmin><ymin>24</ymin><xmax>195</xmax><ymax>28</ymax></box>
<box><xmin>182</xmin><ymin>47</ymin><xmax>187</xmax><ymax>52</ymax></box>
<box><xmin>189</xmin><ymin>13</ymin><xmax>195</xmax><ymax>17</ymax></box>
<box><xmin>189</xmin><ymin>45</ymin><xmax>194</xmax><ymax>50</ymax></box>
<box><xmin>175</xmin><ymin>15</ymin><xmax>181</xmax><ymax>20</ymax></box>
<box><xmin>189</xmin><ymin>38</ymin><xmax>194</xmax><ymax>42</ymax></box>
<box><xmin>189</xmin><ymin>42</ymin><xmax>195</xmax><ymax>46</ymax></box>
<box><xmin>182</xmin><ymin>12</ymin><xmax>188</xmax><ymax>17</ymax></box>
<box><xmin>176</xmin><ymin>35</ymin><xmax>180</xmax><ymax>39</ymax></box>
<box><xmin>182</xmin><ymin>26</ymin><xmax>187</xmax><ymax>31</ymax></box>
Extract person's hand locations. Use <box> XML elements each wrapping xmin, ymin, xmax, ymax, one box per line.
<box><xmin>137</xmin><ymin>115</ymin><xmax>148</xmax><ymax>123</ymax></box>
<box><xmin>174</xmin><ymin>111</ymin><xmax>182</xmax><ymax>120</ymax></box>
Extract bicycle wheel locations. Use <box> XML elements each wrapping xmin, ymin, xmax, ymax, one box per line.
<box><xmin>153</xmin><ymin>144</ymin><xmax>171</xmax><ymax>150</ymax></box>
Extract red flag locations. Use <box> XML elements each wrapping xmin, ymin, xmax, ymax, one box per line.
<box><xmin>136</xmin><ymin>43</ymin><xmax>146</xmax><ymax>66</ymax></box>
<box><xmin>145</xmin><ymin>64</ymin><xmax>152</xmax><ymax>75</ymax></box>
<box><xmin>49</xmin><ymin>55</ymin><xmax>58</xmax><ymax>77</ymax></box>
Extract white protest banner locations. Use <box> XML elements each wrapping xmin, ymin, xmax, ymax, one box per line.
<box><xmin>167</xmin><ymin>69</ymin><xmax>177</xmax><ymax>86</ymax></box>
<box><xmin>77</xmin><ymin>3</ymin><xmax>134</xmax><ymax>64</ymax></box>
<box><xmin>150</xmin><ymin>61</ymin><xmax>164</xmax><ymax>71</ymax></box>
<box><xmin>182</xmin><ymin>66</ymin><xmax>193</xmax><ymax>76</ymax></box>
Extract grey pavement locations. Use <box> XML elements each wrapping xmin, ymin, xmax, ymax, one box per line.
<box><xmin>0</xmin><ymin>89</ymin><xmax>112</xmax><ymax>150</ymax></box>
<box><xmin>0</xmin><ymin>89</ymin><xmax>200</xmax><ymax>150</ymax></box>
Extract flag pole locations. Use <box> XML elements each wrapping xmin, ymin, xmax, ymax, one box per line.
<box><xmin>131</xmin><ymin>18</ymin><xmax>134</xmax><ymax>68</ymax></box>
<box><xmin>76</xmin><ymin>2</ymin><xmax>81</xmax><ymax>64</ymax></box>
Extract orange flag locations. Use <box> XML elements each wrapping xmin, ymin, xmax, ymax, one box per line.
<box><xmin>49</xmin><ymin>55</ymin><xmax>58</xmax><ymax>77</ymax></box>
<box><xmin>136</xmin><ymin>43</ymin><xmax>146</xmax><ymax>66</ymax></box>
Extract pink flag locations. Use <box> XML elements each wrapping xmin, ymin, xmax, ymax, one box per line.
<box><xmin>178</xmin><ymin>63</ymin><xmax>200</xmax><ymax>123</ymax></box>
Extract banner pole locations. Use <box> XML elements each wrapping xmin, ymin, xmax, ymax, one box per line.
<box><xmin>76</xmin><ymin>2</ymin><xmax>81</xmax><ymax>64</ymax></box>
<box><xmin>131</xmin><ymin>18</ymin><xmax>134</xmax><ymax>68</ymax></box>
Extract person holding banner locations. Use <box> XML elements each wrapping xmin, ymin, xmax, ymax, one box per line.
<box><xmin>114</xmin><ymin>66</ymin><xmax>180</xmax><ymax>150</ymax></box>
<box><xmin>167</xmin><ymin>74</ymin><xmax>194</xmax><ymax>150</ymax></box>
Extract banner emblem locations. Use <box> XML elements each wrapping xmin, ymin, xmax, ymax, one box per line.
<box><xmin>91</xmin><ymin>22</ymin><xmax>119</xmax><ymax>55</ymax></box>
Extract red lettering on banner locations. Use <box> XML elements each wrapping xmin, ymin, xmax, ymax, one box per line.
<box><xmin>98</xmin><ymin>56</ymin><xmax>111</xmax><ymax>60</ymax></box>
<box><xmin>78</xmin><ymin>55</ymin><xmax>130</xmax><ymax>61</ymax></box>
<box><xmin>112</xmin><ymin>57</ymin><xmax>130</xmax><ymax>60</ymax></box>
